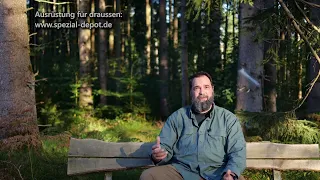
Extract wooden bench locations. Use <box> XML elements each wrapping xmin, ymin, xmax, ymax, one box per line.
<box><xmin>67</xmin><ymin>138</ymin><xmax>320</xmax><ymax>180</ymax></box>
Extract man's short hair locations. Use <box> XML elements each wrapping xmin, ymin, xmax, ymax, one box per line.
<box><xmin>188</xmin><ymin>71</ymin><xmax>214</xmax><ymax>90</ymax></box>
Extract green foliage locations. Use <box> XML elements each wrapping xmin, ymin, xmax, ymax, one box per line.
<box><xmin>282</xmin><ymin>170</ymin><xmax>320</xmax><ymax>180</ymax></box>
<box><xmin>1</xmin><ymin>119</ymin><xmax>320</xmax><ymax>179</ymax></box>
<box><xmin>187</xmin><ymin>0</ymin><xmax>253</xmax><ymax>21</ymax></box>
<box><xmin>23</xmin><ymin>0</ymin><xmax>320</xmax><ymax>178</ymax></box>
<box><xmin>215</xmin><ymin>88</ymin><xmax>235</xmax><ymax>110</ymax></box>
<box><xmin>94</xmin><ymin>105</ymin><xmax>125</xmax><ymax>119</ymax></box>
<box><xmin>0</xmin><ymin>133</ymin><xmax>103</xmax><ymax>180</ymax></box>
<box><xmin>95</xmin><ymin>90</ymin><xmax>144</xmax><ymax>99</ymax></box>
<box><xmin>93</xmin><ymin>74</ymin><xmax>152</xmax><ymax>119</ymax></box>
<box><xmin>138</xmin><ymin>75</ymin><xmax>162</xmax><ymax>119</ymax></box>
<box><xmin>237</xmin><ymin>111</ymin><xmax>320</xmax><ymax>144</ymax></box>
<box><xmin>242</xmin><ymin>169</ymin><xmax>273</xmax><ymax>180</ymax></box>
<box><xmin>70</xmin><ymin>79</ymin><xmax>81</xmax><ymax>105</ymax></box>
<box><xmin>39</xmin><ymin>99</ymin><xmax>62</xmax><ymax>126</ymax></box>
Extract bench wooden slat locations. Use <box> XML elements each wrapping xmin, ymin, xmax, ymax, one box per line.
<box><xmin>246</xmin><ymin>142</ymin><xmax>319</xmax><ymax>159</ymax></box>
<box><xmin>67</xmin><ymin>158</ymin><xmax>154</xmax><ymax>175</ymax></box>
<box><xmin>247</xmin><ymin>159</ymin><xmax>320</xmax><ymax>171</ymax></box>
<box><xmin>68</xmin><ymin>138</ymin><xmax>153</xmax><ymax>158</ymax></box>
<box><xmin>67</xmin><ymin>138</ymin><xmax>320</xmax><ymax>179</ymax></box>
<box><xmin>67</xmin><ymin>158</ymin><xmax>320</xmax><ymax>175</ymax></box>
<box><xmin>69</xmin><ymin>138</ymin><xmax>320</xmax><ymax>159</ymax></box>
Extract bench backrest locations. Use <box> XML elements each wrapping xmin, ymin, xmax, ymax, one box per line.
<box><xmin>67</xmin><ymin>138</ymin><xmax>320</xmax><ymax>175</ymax></box>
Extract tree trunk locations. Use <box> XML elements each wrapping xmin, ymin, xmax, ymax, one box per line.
<box><xmin>173</xmin><ymin>0</ymin><xmax>178</xmax><ymax>49</ymax></box>
<box><xmin>108</xmin><ymin>0</ymin><xmax>115</xmax><ymax>63</ymax></box>
<box><xmin>146</xmin><ymin>0</ymin><xmax>152</xmax><ymax>75</ymax></box>
<box><xmin>159</xmin><ymin>0</ymin><xmax>169</xmax><ymax>120</ymax></box>
<box><xmin>91</xmin><ymin>0</ymin><xmax>96</xmax><ymax>72</ymax></box>
<box><xmin>298</xmin><ymin>44</ymin><xmax>303</xmax><ymax>100</ymax></box>
<box><xmin>150</xmin><ymin>1</ymin><xmax>157</xmax><ymax>75</ymax></box>
<box><xmin>181</xmin><ymin>0</ymin><xmax>189</xmax><ymax>106</ymax></box>
<box><xmin>78</xmin><ymin>0</ymin><xmax>93</xmax><ymax>108</ymax></box>
<box><xmin>232</xmin><ymin>0</ymin><xmax>238</xmax><ymax>65</ymax></box>
<box><xmin>263</xmin><ymin>0</ymin><xmax>277</xmax><ymax>112</ymax></box>
<box><xmin>98</xmin><ymin>0</ymin><xmax>108</xmax><ymax>105</ymax></box>
<box><xmin>121</xmin><ymin>19</ymin><xmax>125</xmax><ymax>69</ymax></box>
<box><xmin>0</xmin><ymin>0</ymin><xmax>40</xmax><ymax>148</ymax></box>
<box><xmin>204</xmin><ymin>1</ymin><xmax>221</xmax><ymax>75</ymax></box>
<box><xmin>171</xmin><ymin>0</ymin><xmax>179</xmax><ymax>81</ymax></box>
<box><xmin>127</xmin><ymin>0</ymin><xmax>132</xmax><ymax>73</ymax></box>
<box><xmin>115</xmin><ymin>0</ymin><xmax>121</xmax><ymax>70</ymax></box>
<box><xmin>169</xmin><ymin>0</ymin><xmax>173</xmax><ymax>38</ymax></box>
<box><xmin>223</xmin><ymin>2</ymin><xmax>229</xmax><ymax>71</ymax></box>
<box><xmin>109</xmin><ymin>29</ymin><xmax>114</xmax><ymax>58</ymax></box>
<box><xmin>307</xmin><ymin>2</ymin><xmax>320</xmax><ymax>113</ymax></box>
<box><xmin>236</xmin><ymin>0</ymin><xmax>264</xmax><ymax>112</ymax></box>
<box><xmin>114</xmin><ymin>0</ymin><xmax>121</xmax><ymax>96</ymax></box>
<box><xmin>28</xmin><ymin>0</ymin><xmax>38</xmax><ymax>73</ymax></box>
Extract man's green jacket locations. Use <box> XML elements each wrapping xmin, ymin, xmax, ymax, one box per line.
<box><xmin>153</xmin><ymin>105</ymin><xmax>246</xmax><ymax>180</ymax></box>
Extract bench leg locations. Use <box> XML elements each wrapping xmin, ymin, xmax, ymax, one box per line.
<box><xmin>273</xmin><ymin>170</ymin><xmax>282</xmax><ymax>180</ymax></box>
<box><xmin>105</xmin><ymin>172</ymin><xmax>112</xmax><ymax>180</ymax></box>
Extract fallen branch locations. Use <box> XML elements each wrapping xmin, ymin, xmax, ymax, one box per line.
<box><xmin>278</xmin><ymin>0</ymin><xmax>320</xmax><ymax>111</ymax></box>
<box><xmin>0</xmin><ymin>160</ymin><xmax>23</xmax><ymax>180</ymax></box>
<box><xmin>35</xmin><ymin>0</ymin><xmax>73</xmax><ymax>5</ymax></box>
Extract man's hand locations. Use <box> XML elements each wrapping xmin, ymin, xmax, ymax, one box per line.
<box><xmin>223</xmin><ymin>169</ymin><xmax>236</xmax><ymax>180</ymax></box>
<box><xmin>151</xmin><ymin>136</ymin><xmax>168</xmax><ymax>162</ymax></box>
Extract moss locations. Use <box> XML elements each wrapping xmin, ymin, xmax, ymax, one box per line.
<box><xmin>236</xmin><ymin>111</ymin><xmax>320</xmax><ymax>144</ymax></box>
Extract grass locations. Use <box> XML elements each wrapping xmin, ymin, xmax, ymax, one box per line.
<box><xmin>68</xmin><ymin>116</ymin><xmax>161</xmax><ymax>142</ymax></box>
<box><xmin>1</xmin><ymin>114</ymin><xmax>320</xmax><ymax>179</ymax></box>
<box><xmin>0</xmin><ymin>115</ymin><xmax>160</xmax><ymax>180</ymax></box>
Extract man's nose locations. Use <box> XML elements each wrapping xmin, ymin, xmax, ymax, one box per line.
<box><xmin>199</xmin><ymin>88</ymin><xmax>203</xmax><ymax>95</ymax></box>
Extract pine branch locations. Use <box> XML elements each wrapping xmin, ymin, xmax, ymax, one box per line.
<box><xmin>29</xmin><ymin>33</ymin><xmax>37</xmax><ymax>37</ymax></box>
<box><xmin>297</xmin><ymin>0</ymin><xmax>320</xmax><ymax>8</ymax></box>
<box><xmin>278</xmin><ymin>0</ymin><xmax>320</xmax><ymax>111</ymax></box>
<box><xmin>295</xmin><ymin>0</ymin><xmax>320</xmax><ymax>33</ymax></box>
<box><xmin>26</xmin><ymin>7</ymin><xmax>34</xmax><ymax>12</ymax></box>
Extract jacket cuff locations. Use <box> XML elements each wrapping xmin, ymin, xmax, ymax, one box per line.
<box><xmin>221</xmin><ymin>167</ymin><xmax>240</xmax><ymax>180</ymax></box>
<box><xmin>149</xmin><ymin>152</ymin><xmax>166</xmax><ymax>166</ymax></box>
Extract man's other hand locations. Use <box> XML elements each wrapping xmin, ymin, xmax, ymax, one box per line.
<box><xmin>151</xmin><ymin>136</ymin><xmax>168</xmax><ymax>162</ymax></box>
<box><xmin>223</xmin><ymin>169</ymin><xmax>236</xmax><ymax>180</ymax></box>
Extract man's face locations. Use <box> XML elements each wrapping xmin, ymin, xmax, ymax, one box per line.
<box><xmin>190</xmin><ymin>75</ymin><xmax>214</xmax><ymax>113</ymax></box>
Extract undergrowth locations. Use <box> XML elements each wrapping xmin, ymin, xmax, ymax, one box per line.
<box><xmin>236</xmin><ymin>111</ymin><xmax>320</xmax><ymax>144</ymax></box>
<box><xmin>0</xmin><ymin>112</ymin><xmax>320</xmax><ymax>179</ymax></box>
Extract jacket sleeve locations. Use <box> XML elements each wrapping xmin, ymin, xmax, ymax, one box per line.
<box><xmin>149</xmin><ymin>113</ymin><xmax>179</xmax><ymax>166</ymax></box>
<box><xmin>222</xmin><ymin>116</ymin><xmax>246</xmax><ymax>178</ymax></box>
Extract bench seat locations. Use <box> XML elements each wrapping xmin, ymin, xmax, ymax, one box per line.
<box><xmin>67</xmin><ymin>138</ymin><xmax>320</xmax><ymax>180</ymax></box>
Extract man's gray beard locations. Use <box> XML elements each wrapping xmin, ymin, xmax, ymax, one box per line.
<box><xmin>191</xmin><ymin>94</ymin><xmax>214</xmax><ymax>114</ymax></box>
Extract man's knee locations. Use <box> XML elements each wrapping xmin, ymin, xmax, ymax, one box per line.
<box><xmin>140</xmin><ymin>165</ymin><xmax>183</xmax><ymax>180</ymax></box>
<box><xmin>140</xmin><ymin>168</ymin><xmax>156</xmax><ymax>180</ymax></box>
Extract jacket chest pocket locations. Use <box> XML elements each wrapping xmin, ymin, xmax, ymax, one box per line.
<box><xmin>204</xmin><ymin>130</ymin><xmax>227</xmax><ymax>162</ymax></box>
<box><xmin>178</xmin><ymin>128</ymin><xmax>196</xmax><ymax>153</ymax></box>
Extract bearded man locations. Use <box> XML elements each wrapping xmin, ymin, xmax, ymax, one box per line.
<box><xmin>140</xmin><ymin>71</ymin><xmax>246</xmax><ymax>180</ymax></box>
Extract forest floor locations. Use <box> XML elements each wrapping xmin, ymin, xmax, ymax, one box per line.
<box><xmin>0</xmin><ymin>116</ymin><xmax>320</xmax><ymax>180</ymax></box>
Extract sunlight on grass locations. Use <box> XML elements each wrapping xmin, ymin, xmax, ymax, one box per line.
<box><xmin>111</xmin><ymin>120</ymin><xmax>160</xmax><ymax>142</ymax></box>
<box><xmin>41</xmin><ymin>132</ymin><xmax>70</xmax><ymax>156</ymax></box>
<box><xmin>69</xmin><ymin>114</ymin><xmax>161</xmax><ymax>142</ymax></box>
<box><xmin>242</xmin><ymin>169</ymin><xmax>273</xmax><ymax>180</ymax></box>
<box><xmin>2</xmin><ymin>114</ymin><xmax>320</xmax><ymax>180</ymax></box>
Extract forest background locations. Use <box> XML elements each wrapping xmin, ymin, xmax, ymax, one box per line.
<box><xmin>0</xmin><ymin>0</ymin><xmax>320</xmax><ymax>179</ymax></box>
